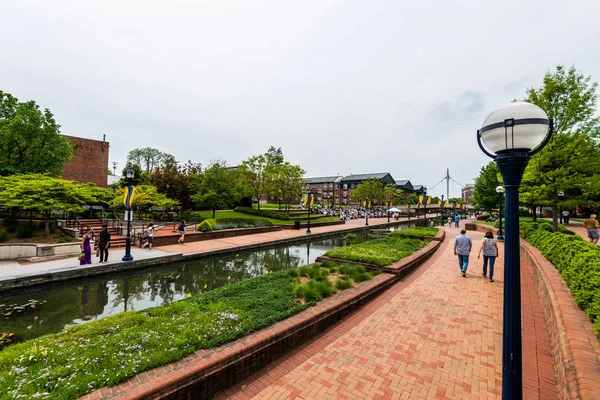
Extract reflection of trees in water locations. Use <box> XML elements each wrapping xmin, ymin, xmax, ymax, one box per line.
<box><xmin>110</xmin><ymin>276</ymin><xmax>148</xmax><ymax>311</ymax></box>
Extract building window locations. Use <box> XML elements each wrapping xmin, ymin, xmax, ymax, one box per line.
<box><xmin>335</xmin><ymin>199</ymin><xmax>340</xmax><ymax>204</ymax></box>
<box><xmin>342</xmin><ymin>199</ymin><xmax>347</xmax><ymax>205</ymax></box>
<box><xmin>351</xmin><ymin>183</ymin><xmax>355</xmax><ymax>189</ymax></box>
<box><xmin>336</xmin><ymin>184</ymin><xmax>340</xmax><ymax>189</ymax></box>
<box><xmin>343</xmin><ymin>192</ymin><xmax>347</xmax><ymax>198</ymax></box>
<box><xmin>343</xmin><ymin>183</ymin><xmax>347</xmax><ymax>190</ymax></box>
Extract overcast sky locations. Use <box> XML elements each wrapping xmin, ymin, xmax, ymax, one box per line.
<box><xmin>3</xmin><ymin>0</ymin><xmax>600</xmax><ymax>198</ymax></box>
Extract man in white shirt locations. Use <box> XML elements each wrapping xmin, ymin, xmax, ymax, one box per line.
<box><xmin>454</xmin><ymin>229</ymin><xmax>472</xmax><ymax>277</ymax></box>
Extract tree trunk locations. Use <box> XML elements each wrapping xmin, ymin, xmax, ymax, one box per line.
<box><xmin>552</xmin><ymin>204</ymin><xmax>559</xmax><ymax>232</ymax></box>
<box><xmin>532</xmin><ymin>206</ymin><xmax>537</xmax><ymax>222</ymax></box>
<box><xmin>212</xmin><ymin>209</ymin><xmax>216</xmax><ymax>219</ymax></box>
<box><xmin>45</xmin><ymin>214</ymin><xmax>50</xmax><ymax>237</ymax></box>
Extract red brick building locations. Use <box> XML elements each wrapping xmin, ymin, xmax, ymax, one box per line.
<box><xmin>462</xmin><ymin>184</ymin><xmax>475</xmax><ymax>203</ymax></box>
<box><xmin>61</xmin><ymin>135</ymin><xmax>110</xmax><ymax>188</ymax></box>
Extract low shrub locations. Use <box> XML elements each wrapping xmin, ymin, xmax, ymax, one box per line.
<box><xmin>294</xmin><ymin>280</ymin><xmax>335</xmax><ymax>303</ymax></box>
<box><xmin>58</xmin><ymin>234</ymin><xmax>75</xmax><ymax>243</ymax></box>
<box><xmin>15</xmin><ymin>224</ymin><xmax>35</xmax><ymax>239</ymax></box>
<box><xmin>391</xmin><ymin>227</ymin><xmax>438</xmax><ymax>239</ymax></box>
<box><xmin>197</xmin><ymin>217</ymin><xmax>273</xmax><ymax>232</ymax></box>
<box><xmin>523</xmin><ymin>225</ymin><xmax>600</xmax><ymax>338</ymax></box>
<box><xmin>0</xmin><ymin>230</ymin><xmax>7</xmax><ymax>242</ymax></box>
<box><xmin>234</xmin><ymin>206</ymin><xmax>291</xmax><ymax>220</ymax></box>
<box><xmin>335</xmin><ymin>279</ymin><xmax>354</xmax><ymax>290</ymax></box>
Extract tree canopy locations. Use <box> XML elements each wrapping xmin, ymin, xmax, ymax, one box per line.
<box><xmin>189</xmin><ymin>160</ymin><xmax>247</xmax><ymax>217</ymax></box>
<box><xmin>127</xmin><ymin>147</ymin><xmax>173</xmax><ymax>174</ymax></box>
<box><xmin>472</xmin><ymin>162</ymin><xmax>501</xmax><ymax>212</ymax></box>
<box><xmin>0</xmin><ymin>91</ymin><xmax>73</xmax><ymax>176</ymax></box>
<box><xmin>350</xmin><ymin>178</ymin><xmax>384</xmax><ymax>205</ymax></box>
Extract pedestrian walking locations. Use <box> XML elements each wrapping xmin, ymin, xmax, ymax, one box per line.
<box><xmin>477</xmin><ymin>230</ymin><xmax>499</xmax><ymax>282</ymax></box>
<box><xmin>177</xmin><ymin>220</ymin><xmax>186</xmax><ymax>244</ymax></box>
<box><xmin>142</xmin><ymin>222</ymin><xmax>156</xmax><ymax>249</ymax></box>
<box><xmin>98</xmin><ymin>224</ymin><xmax>111</xmax><ymax>263</ymax></box>
<box><xmin>562</xmin><ymin>210</ymin><xmax>570</xmax><ymax>225</ymax></box>
<box><xmin>447</xmin><ymin>216</ymin><xmax>453</xmax><ymax>227</ymax></box>
<box><xmin>454</xmin><ymin>214</ymin><xmax>460</xmax><ymax>228</ymax></box>
<box><xmin>584</xmin><ymin>214</ymin><xmax>600</xmax><ymax>245</ymax></box>
<box><xmin>453</xmin><ymin>229</ymin><xmax>472</xmax><ymax>277</ymax></box>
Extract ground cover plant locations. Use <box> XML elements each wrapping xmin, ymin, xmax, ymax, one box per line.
<box><xmin>391</xmin><ymin>227</ymin><xmax>438</xmax><ymax>239</ymax></box>
<box><xmin>0</xmin><ymin>262</ymin><xmax>374</xmax><ymax>399</ymax></box>
<box><xmin>522</xmin><ymin>223</ymin><xmax>600</xmax><ymax>338</ymax></box>
<box><xmin>195</xmin><ymin>209</ymin><xmax>338</xmax><ymax>225</ymax></box>
<box><xmin>197</xmin><ymin>217</ymin><xmax>273</xmax><ymax>232</ymax></box>
<box><xmin>324</xmin><ymin>235</ymin><xmax>429</xmax><ymax>266</ymax></box>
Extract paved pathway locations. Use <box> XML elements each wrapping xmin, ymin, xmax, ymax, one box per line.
<box><xmin>218</xmin><ymin>225</ymin><xmax>557</xmax><ymax>400</ymax></box>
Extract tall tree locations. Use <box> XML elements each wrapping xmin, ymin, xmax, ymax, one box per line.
<box><xmin>189</xmin><ymin>160</ymin><xmax>246</xmax><ymax>218</ymax></box>
<box><xmin>239</xmin><ymin>154</ymin><xmax>268</xmax><ymax>210</ymax></box>
<box><xmin>472</xmin><ymin>162</ymin><xmax>501</xmax><ymax>213</ymax></box>
<box><xmin>382</xmin><ymin>184</ymin><xmax>399</xmax><ymax>207</ymax></box>
<box><xmin>0</xmin><ymin>91</ymin><xmax>73</xmax><ymax>176</ymax></box>
<box><xmin>151</xmin><ymin>155</ymin><xmax>201</xmax><ymax>210</ymax></box>
<box><xmin>522</xmin><ymin>65</ymin><xmax>600</xmax><ymax>231</ymax></box>
<box><xmin>269</xmin><ymin>163</ymin><xmax>306</xmax><ymax>212</ymax></box>
<box><xmin>127</xmin><ymin>147</ymin><xmax>172</xmax><ymax>174</ymax></box>
<box><xmin>110</xmin><ymin>184</ymin><xmax>178</xmax><ymax>212</ymax></box>
<box><xmin>350</xmin><ymin>178</ymin><xmax>384</xmax><ymax>206</ymax></box>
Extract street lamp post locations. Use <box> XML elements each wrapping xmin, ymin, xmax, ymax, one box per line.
<box><xmin>306</xmin><ymin>192</ymin><xmax>312</xmax><ymax>234</ymax></box>
<box><xmin>423</xmin><ymin>192</ymin><xmax>427</xmax><ymax>227</ymax></box>
<box><xmin>441</xmin><ymin>195</ymin><xmax>445</xmax><ymax>226</ymax></box>
<box><xmin>558</xmin><ymin>192</ymin><xmax>564</xmax><ymax>224</ymax></box>
<box><xmin>496</xmin><ymin>186</ymin><xmax>505</xmax><ymax>241</ymax></box>
<box><xmin>478</xmin><ymin>102</ymin><xmax>553</xmax><ymax>400</ymax></box>
<box><xmin>365</xmin><ymin>197</ymin><xmax>369</xmax><ymax>226</ymax></box>
<box><xmin>278</xmin><ymin>189</ymin><xmax>282</xmax><ymax>210</ymax></box>
<box><xmin>122</xmin><ymin>168</ymin><xmax>135</xmax><ymax>262</ymax></box>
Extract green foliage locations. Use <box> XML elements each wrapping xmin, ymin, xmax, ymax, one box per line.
<box><xmin>335</xmin><ymin>279</ymin><xmax>354</xmax><ymax>290</ymax></box>
<box><xmin>189</xmin><ymin>160</ymin><xmax>247</xmax><ymax>213</ymax></box>
<box><xmin>406</xmin><ymin>194</ymin><xmax>419</xmax><ymax>205</ymax></box>
<box><xmin>235</xmin><ymin>206</ymin><xmax>291</xmax><ymax>220</ymax></box>
<box><xmin>325</xmin><ymin>236</ymin><xmax>429</xmax><ymax>266</ymax></box>
<box><xmin>110</xmin><ymin>184</ymin><xmax>178</xmax><ymax>211</ymax></box>
<box><xmin>197</xmin><ymin>217</ymin><xmax>273</xmax><ymax>232</ymax></box>
<box><xmin>523</xmin><ymin>225</ymin><xmax>600</xmax><ymax>338</ymax></box>
<box><xmin>267</xmin><ymin>162</ymin><xmax>306</xmax><ymax>213</ymax></box>
<box><xmin>0</xmin><ymin>230</ymin><xmax>7</xmax><ymax>242</ymax></box>
<box><xmin>15</xmin><ymin>224</ymin><xmax>35</xmax><ymax>239</ymax></box>
<box><xmin>127</xmin><ymin>147</ymin><xmax>173</xmax><ymax>174</ymax></box>
<box><xmin>336</xmin><ymin>264</ymin><xmax>375</xmax><ymax>282</ymax></box>
<box><xmin>0</xmin><ymin>272</ymin><xmax>307</xmax><ymax>399</ymax></box>
<box><xmin>391</xmin><ymin>227</ymin><xmax>438</xmax><ymax>239</ymax></box>
<box><xmin>151</xmin><ymin>156</ymin><xmax>201</xmax><ymax>211</ymax></box>
<box><xmin>0</xmin><ymin>91</ymin><xmax>73</xmax><ymax>176</ymax></box>
<box><xmin>472</xmin><ymin>162</ymin><xmax>501</xmax><ymax>212</ymax></box>
<box><xmin>350</xmin><ymin>178</ymin><xmax>384</xmax><ymax>205</ymax></box>
<box><xmin>177</xmin><ymin>211</ymin><xmax>205</xmax><ymax>224</ymax></box>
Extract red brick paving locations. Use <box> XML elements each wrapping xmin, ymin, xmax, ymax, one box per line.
<box><xmin>218</xmin><ymin>224</ymin><xmax>558</xmax><ymax>400</ymax></box>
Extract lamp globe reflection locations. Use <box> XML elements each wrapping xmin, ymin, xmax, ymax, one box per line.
<box><xmin>477</xmin><ymin>101</ymin><xmax>553</xmax><ymax>400</ymax></box>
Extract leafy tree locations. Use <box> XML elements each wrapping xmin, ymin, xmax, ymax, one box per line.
<box><xmin>126</xmin><ymin>147</ymin><xmax>172</xmax><ymax>174</ymax></box>
<box><xmin>406</xmin><ymin>194</ymin><xmax>419</xmax><ymax>205</ymax></box>
<box><xmin>0</xmin><ymin>174</ymin><xmax>110</xmax><ymax>235</ymax></box>
<box><xmin>522</xmin><ymin>65</ymin><xmax>600</xmax><ymax>231</ymax></box>
<box><xmin>189</xmin><ymin>160</ymin><xmax>246</xmax><ymax>218</ymax></box>
<box><xmin>269</xmin><ymin>163</ymin><xmax>306</xmax><ymax>212</ymax></box>
<box><xmin>239</xmin><ymin>154</ymin><xmax>269</xmax><ymax>210</ymax></box>
<box><xmin>151</xmin><ymin>155</ymin><xmax>201</xmax><ymax>211</ymax></box>
<box><xmin>350</xmin><ymin>178</ymin><xmax>384</xmax><ymax>206</ymax></box>
<box><xmin>0</xmin><ymin>91</ymin><xmax>73</xmax><ymax>176</ymax></box>
<box><xmin>382</xmin><ymin>184</ymin><xmax>399</xmax><ymax>207</ymax></box>
<box><xmin>472</xmin><ymin>162</ymin><xmax>501</xmax><ymax>213</ymax></box>
<box><xmin>264</xmin><ymin>146</ymin><xmax>284</xmax><ymax>167</ymax></box>
<box><xmin>117</xmin><ymin>163</ymin><xmax>149</xmax><ymax>187</ymax></box>
<box><xmin>110</xmin><ymin>184</ymin><xmax>178</xmax><ymax>212</ymax></box>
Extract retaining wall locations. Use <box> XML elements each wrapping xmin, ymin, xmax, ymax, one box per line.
<box><xmin>152</xmin><ymin>226</ymin><xmax>282</xmax><ymax>247</ymax></box>
<box><xmin>521</xmin><ymin>240</ymin><xmax>600</xmax><ymax>399</ymax></box>
<box><xmin>0</xmin><ymin>242</ymin><xmax>81</xmax><ymax>260</ymax></box>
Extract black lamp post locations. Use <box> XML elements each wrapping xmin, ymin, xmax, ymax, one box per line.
<box><xmin>441</xmin><ymin>195</ymin><xmax>445</xmax><ymax>226</ymax></box>
<box><xmin>478</xmin><ymin>102</ymin><xmax>553</xmax><ymax>400</ymax></box>
<box><xmin>122</xmin><ymin>168</ymin><xmax>135</xmax><ymax>262</ymax></box>
<box><xmin>423</xmin><ymin>193</ymin><xmax>427</xmax><ymax>227</ymax></box>
<box><xmin>365</xmin><ymin>197</ymin><xmax>369</xmax><ymax>226</ymax></box>
<box><xmin>306</xmin><ymin>192</ymin><xmax>312</xmax><ymax>234</ymax></box>
<box><xmin>496</xmin><ymin>186</ymin><xmax>505</xmax><ymax>241</ymax></box>
<box><xmin>558</xmin><ymin>192</ymin><xmax>564</xmax><ymax>224</ymax></box>
<box><xmin>387</xmin><ymin>198</ymin><xmax>391</xmax><ymax>223</ymax></box>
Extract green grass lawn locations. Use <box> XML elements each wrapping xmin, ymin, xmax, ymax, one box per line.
<box><xmin>194</xmin><ymin>210</ymin><xmax>339</xmax><ymax>225</ymax></box>
<box><xmin>324</xmin><ymin>236</ymin><xmax>429</xmax><ymax>266</ymax></box>
<box><xmin>0</xmin><ymin>263</ymin><xmax>374</xmax><ymax>400</ymax></box>
<box><xmin>390</xmin><ymin>227</ymin><xmax>438</xmax><ymax>239</ymax></box>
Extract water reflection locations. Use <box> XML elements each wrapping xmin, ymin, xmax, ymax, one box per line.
<box><xmin>0</xmin><ymin>235</ymin><xmax>357</xmax><ymax>344</ymax></box>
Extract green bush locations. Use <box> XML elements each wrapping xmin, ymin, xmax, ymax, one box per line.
<box><xmin>197</xmin><ymin>217</ymin><xmax>273</xmax><ymax>232</ymax></box>
<box><xmin>0</xmin><ymin>230</ymin><xmax>7</xmax><ymax>242</ymax></box>
<box><xmin>523</xmin><ymin>225</ymin><xmax>600</xmax><ymax>338</ymax></box>
<box><xmin>391</xmin><ymin>227</ymin><xmax>438</xmax><ymax>239</ymax></box>
<box><xmin>294</xmin><ymin>279</ymin><xmax>335</xmax><ymax>303</ymax></box>
<box><xmin>15</xmin><ymin>224</ymin><xmax>35</xmax><ymax>239</ymax></box>
<box><xmin>234</xmin><ymin>206</ymin><xmax>291</xmax><ymax>220</ymax></box>
<box><xmin>58</xmin><ymin>234</ymin><xmax>74</xmax><ymax>243</ymax></box>
<box><xmin>335</xmin><ymin>279</ymin><xmax>354</xmax><ymax>290</ymax></box>
<box><xmin>324</xmin><ymin>236</ymin><xmax>428</xmax><ymax>266</ymax></box>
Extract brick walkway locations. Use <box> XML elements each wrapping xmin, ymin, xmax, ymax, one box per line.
<box><xmin>218</xmin><ymin>225</ymin><xmax>557</xmax><ymax>400</ymax></box>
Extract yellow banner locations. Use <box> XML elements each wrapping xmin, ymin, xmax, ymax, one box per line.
<box><xmin>418</xmin><ymin>195</ymin><xmax>423</xmax><ymax>204</ymax></box>
<box><xmin>437</xmin><ymin>200</ymin><xmax>441</xmax><ymax>206</ymax></box>
<box><xmin>123</xmin><ymin>186</ymin><xmax>136</xmax><ymax>207</ymax></box>
<box><xmin>368</xmin><ymin>201</ymin><xmax>371</xmax><ymax>208</ymax></box>
<box><xmin>427</xmin><ymin>196</ymin><xmax>431</xmax><ymax>205</ymax></box>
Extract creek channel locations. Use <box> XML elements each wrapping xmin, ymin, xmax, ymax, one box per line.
<box><xmin>0</xmin><ymin>228</ymin><xmax>407</xmax><ymax>345</ymax></box>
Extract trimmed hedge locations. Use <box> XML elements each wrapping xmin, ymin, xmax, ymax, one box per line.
<box><xmin>234</xmin><ymin>206</ymin><xmax>291</xmax><ymax>220</ymax></box>
<box><xmin>391</xmin><ymin>227</ymin><xmax>438</xmax><ymax>239</ymax></box>
<box><xmin>523</xmin><ymin>225</ymin><xmax>600</xmax><ymax>338</ymax></box>
<box><xmin>197</xmin><ymin>217</ymin><xmax>273</xmax><ymax>232</ymax></box>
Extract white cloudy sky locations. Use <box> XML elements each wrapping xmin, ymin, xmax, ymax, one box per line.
<box><xmin>3</xmin><ymin>0</ymin><xmax>600</xmax><ymax>198</ymax></box>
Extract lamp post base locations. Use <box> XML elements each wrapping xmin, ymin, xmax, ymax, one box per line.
<box><xmin>496</xmin><ymin>235</ymin><xmax>505</xmax><ymax>242</ymax></box>
<box><xmin>122</xmin><ymin>254</ymin><xmax>134</xmax><ymax>262</ymax></box>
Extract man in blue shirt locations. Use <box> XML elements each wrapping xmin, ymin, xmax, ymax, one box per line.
<box><xmin>454</xmin><ymin>214</ymin><xmax>460</xmax><ymax>228</ymax></box>
<box><xmin>454</xmin><ymin>229</ymin><xmax>472</xmax><ymax>277</ymax></box>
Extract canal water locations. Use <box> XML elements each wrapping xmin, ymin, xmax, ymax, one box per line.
<box><xmin>0</xmin><ymin>233</ymin><xmax>370</xmax><ymax>345</ymax></box>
